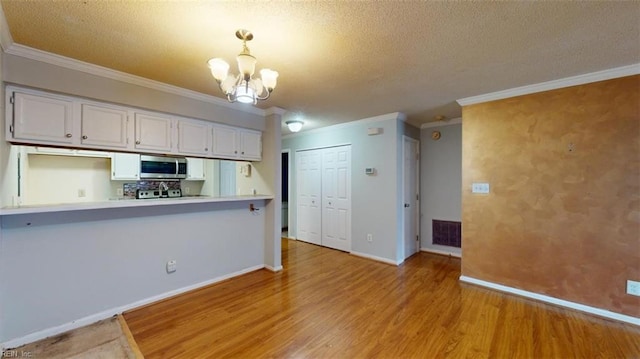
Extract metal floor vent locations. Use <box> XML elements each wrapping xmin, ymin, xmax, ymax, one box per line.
<box><xmin>432</xmin><ymin>220</ymin><xmax>461</xmax><ymax>248</ymax></box>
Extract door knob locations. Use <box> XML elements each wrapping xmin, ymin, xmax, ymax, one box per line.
<box><xmin>65</xmin><ymin>133</ymin><xmax>72</xmax><ymax>138</ymax></box>
<box><xmin>82</xmin><ymin>135</ymin><xmax>88</xmax><ymax>139</ymax></box>
<box><xmin>404</xmin><ymin>203</ymin><xmax>410</xmax><ymax>208</ymax></box>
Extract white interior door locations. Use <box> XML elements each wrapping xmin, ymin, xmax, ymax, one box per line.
<box><xmin>296</xmin><ymin>150</ymin><xmax>322</xmax><ymax>245</ymax></box>
<box><xmin>403</xmin><ymin>137</ymin><xmax>419</xmax><ymax>259</ymax></box>
<box><xmin>322</xmin><ymin>146</ymin><xmax>351</xmax><ymax>252</ymax></box>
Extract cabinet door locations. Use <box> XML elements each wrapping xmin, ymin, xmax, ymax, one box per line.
<box><xmin>177</xmin><ymin>120</ymin><xmax>210</xmax><ymax>156</ymax></box>
<box><xmin>11</xmin><ymin>92</ymin><xmax>74</xmax><ymax>145</ymax></box>
<box><xmin>186</xmin><ymin>157</ymin><xmax>205</xmax><ymax>180</ymax></box>
<box><xmin>81</xmin><ymin>104</ymin><xmax>129</xmax><ymax>149</ymax></box>
<box><xmin>111</xmin><ymin>153</ymin><xmax>140</xmax><ymax>180</ymax></box>
<box><xmin>134</xmin><ymin>113</ymin><xmax>173</xmax><ymax>152</ymax></box>
<box><xmin>239</xmin><ymin>130</ymin><xmax>262</xmax><ymax>161</ymax></box>
<box><xmin>212</xmin><ymin>125</ymin><xmax>239</xmax><ymax>159</ymax></box>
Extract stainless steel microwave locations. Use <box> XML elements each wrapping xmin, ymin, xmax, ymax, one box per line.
<box><xmin>140</xmin><ymin>155</ymin><xmax>187</xmax><ymax>179</ymax></box>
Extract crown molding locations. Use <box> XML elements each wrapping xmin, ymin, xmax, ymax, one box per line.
<box><xmin>282</xmin><ymin>112</ymin><xmax>405</xmax><ymax>140</ymax></box>
<box><xmin>3</xmin><ymin>43</ymin><xmax>267</xmax><ymax>117</ymax></box>
<box><xmin>0</xmin><ymin>4</ymin><xmax>14</xmax><ymax>51</ymax></box>
<box><xmin>264</xmin><ymin>107</ymin><xmax>287</xmax><ymax>116</ymax></box>
<box><xmin>420</xmin><ymin>117</ymin><xmax>462</xmax><ymax>129</ymax></box>
<box><xmin>457</xmin><ymin>63</ymin><xmax>640</xmax><ymax>107</ymax></box>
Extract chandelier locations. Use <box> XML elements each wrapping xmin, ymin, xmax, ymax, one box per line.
<box><xmin>208</xmin><ymin>29</ymin><xmax>279</xmax><ymax>104</ymax></box>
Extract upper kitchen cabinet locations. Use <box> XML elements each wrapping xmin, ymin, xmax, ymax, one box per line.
<box><xmin>134</xmin><ymin>112</ymin><xmax>173</xmax><ymax>153</ymax></box>
<box><xmin>5</xmin><ymin>86</ymin><xmax>263</xmax><ymax>161</ymax></box>
<box><xmin>212</xmin><ymin>124</ymin><xmax>238</xmax><ymax>158</ymax></box>
<box><xmin>240</xmin><ymin>129</ymin><xmax>262</xmax><ymax>161</ymax></box>
<box><xmin>177</xmin><ymin>119</ymin><xmax>211</xmax><ymax>156</ymax></box>
<box><xmin>81</xmin><ymin>103</ymin><xmax>130</xmax><ymax>150</ymax></box>
<box><xmin>212</xmin><ymin>125</ymin><xmax>262</xmax><ymax>161</ymax></box>
<box><xmin>8</xmin><ymin>91</ymin><xmax>75</xmax><ymax>146</ymax></box>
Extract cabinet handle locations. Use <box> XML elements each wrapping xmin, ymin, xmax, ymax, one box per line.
<box><xmin>234</xmin><ymin>150</ymin><xmax>237</xmax><ymax>154</ymax></box>
<box><xmin>135</xmin><ymin>140</ymin><xmax>141</xmax><ymax>145</ymax></box>
<box><xmin>65</xmin><ymin>133</ymin><xmax>72</xmax><ymax>138</ymax></box>
<box><xmin>82</xmin><ymin>135</ymin><xmax>88</xmax><ymax>140</ymax></box>
<box><xmin>205</xmin><ymin>148</ymin><xmax>208</xmax><ymax>151</ymax></box>
<box><xmin>242</xmin><ymin>151</ymin><xmax>245</xmax><ymax>155</ymax></box>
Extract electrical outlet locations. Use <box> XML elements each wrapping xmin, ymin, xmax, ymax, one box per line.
<box><xmin>627</xmin><ymin>280</ymin><xmax>640</xmax><ymax>296</ymax></box>
<box><xmin>185</xmin><ymin>187</ymin><xmax>190</xmax><ymax>194</ymax></box>
<box><xmin>367</xmin><ymin>234</ymin><xmax>373</xmax><ymax>242</ymax></box>
<box><xmin>78</xmin><ymin>189</ymin><xmax>86</xmax><ymax>197</ymax></box>
<box><xmin>116</xmin><ymin>188</ymin><xmax>123</xmax><ymax>196</ymax></box>
<box><xmin>166</xmin><ymin>260</ymin><xmax>177</xmax><ymax>273</ymax></box>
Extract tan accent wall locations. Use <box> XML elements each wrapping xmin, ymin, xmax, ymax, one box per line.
<box><xmin>461</xmin><ymin>75</ymin><xmax>640</xmax><ymax>317</ymax></box>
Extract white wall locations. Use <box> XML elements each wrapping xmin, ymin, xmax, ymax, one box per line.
<box><xmin>282</xmin><ymin>113</ymin><xmax>418</xmax><ymax>264</ymax></box>
<box><xmin>23</xmin><ymin>155</ymin><xmax>112</xmax><ymax>205</ymax></box>
<box><xmin>420</xmin><ymin>123</ymin><xmax>462</xmax><ymax>256</ymax></box>
<box><xmin>0</xmin><ymin>202</ymin><xmax>266</xmax><ymax>342</ymax></box>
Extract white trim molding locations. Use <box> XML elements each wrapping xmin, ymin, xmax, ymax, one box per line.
<box><xmin>265</xmin><ymin>265</ymin><xmax>283</xmax><ymax>272</ymax></box>
<box><xmin>3</xmin><ymin>43</ymin><xmax>266</xmax><ymax>117</ymax></box>
<box><xmin>460</xmin><ymin>276</ymin><xmax>640</xmax><ymax>326</ymax></box>
<box><xmin>420</xmin><ymin>117</ymin><xmax>462</xmax><ymax>129</ymax></box>
<box><xmin>1</xmin><ymin>264</ymin><xmax>266</xmax><ymax>349</ymax></box>
<box><xmin>420</xmin><ymin>248</ymin><xmax>462</xmax><ymax>258</ymax></box>
<box><xmin>457</xmin><ymin>64</ymin><xmax>640</xmax><ymax>106</ymax></box>
<box><xmin>350</xmin><ymin>251</ymin><xmax>400</xmax><ymax>266</ymax></box>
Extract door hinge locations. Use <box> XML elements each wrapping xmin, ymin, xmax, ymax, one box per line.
<box><xmin>9</xmin><ymin>124</ymin><xmax>14</xmax><ymax>133</ymax></box>
<box><xmin>9</xmin><ymin>95</ymin><xmax>14</xmax><ymax>104</ymax></box>
<box><xmin>416</xmin><ymin>194</ymin><xmax>419</xmax><ymax>201</ymax></box>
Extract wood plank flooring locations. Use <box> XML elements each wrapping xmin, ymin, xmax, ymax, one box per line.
<box><xmin>124</xmin><ymin>239</ymin><xmax>640</xmax><ymax>358</ymax></box>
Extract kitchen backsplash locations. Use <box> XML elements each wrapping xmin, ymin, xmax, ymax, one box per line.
<box><xmin>123</xmin><ymin>181</ymin><xmax>181</xmax><ymax>199</ymax></box>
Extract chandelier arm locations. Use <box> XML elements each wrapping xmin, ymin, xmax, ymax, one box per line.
<box><xmin>255</xmin><ymin>89</ymin><xmax>272</xmax><ymax>101</ymax></box>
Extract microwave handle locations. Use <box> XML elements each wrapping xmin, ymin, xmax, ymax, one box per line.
<box><xmin>175</xmin><ymin>158</ymin><xmax>179</xmax><ymax>177</ymax></box>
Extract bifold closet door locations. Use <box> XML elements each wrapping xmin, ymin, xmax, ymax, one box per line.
<box><xmin>296</xmin><ymin>150</ymin><xmax>322</xmax><ymax>245</ymax></box>
<box><xmin>322</xmin><ymin>146</ymin><xmax>351</xmax><ymax>252</ymax></box>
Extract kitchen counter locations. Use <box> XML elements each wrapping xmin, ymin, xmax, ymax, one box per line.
<box><xmin>0</xmin><ymin>195</ymin><xmax>274</xmax><ymax>216</ymax></box>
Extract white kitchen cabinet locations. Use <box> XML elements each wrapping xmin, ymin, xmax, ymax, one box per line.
<box><xmin>81</xmin><ymin>103</ymin><xmax>129</xmax><ymax>149</ymax></box>
<box><xmin>212</xmin><ymin>125</ymin><xmax>262</xmax><ymax>161</ymax></box>
<box><xmin>111</xmin><ymin>153</ymin><xmax>140</xmax><ymax>180</ymax></box>
<box><xmin>186</xmin><ymin>157</ymin><xmax>206</xmax><ymax>180</ymax></box>
<box><xmin>6</xmin><ymin>86</ymin><xmax>262</xmax><ymax>162</ymax></box>
<box><xmin>177</xmin><ymin>120</ymin><xmax>210</xmax><ymax>156</ymax></box>
<box><xmin>240</xmin><ymin>129</ymin><xmax>262</xmax><ymax>160</ymax></box>
<box><xmin>9</xmin><ymin>91</ymin><xmax>75</xmax><ymax>145</ymax></box>
<box><xmin>134</xmin><ymin>112</ymin><xmax>173</xmax><ymax>153</ymax></box>
<box><xmin>212</xmin><ymin>124</ymin><xmax>239</xmax><ymax>159</ymax></box>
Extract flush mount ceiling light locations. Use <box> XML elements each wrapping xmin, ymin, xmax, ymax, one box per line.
<box><xmin>286</xmin><ymin>120</ymin><xmax>303</xmax><ymax>133</ymax></box>
<box><xmin>208</xmin><ymin>29</ymin><xmax>279</xmax><ymax>105</ymax></box>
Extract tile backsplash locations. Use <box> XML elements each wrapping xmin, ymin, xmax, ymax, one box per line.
<box><xmin>123</xmin><ymin>181</ymin><xmax>181</xmax><ymax>198</ymax></box>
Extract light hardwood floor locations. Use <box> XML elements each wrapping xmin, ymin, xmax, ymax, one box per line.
<box><xmin>124</xmin><ymin>239</ymin><xmax>640</xmax><ymax>358</ymax></box>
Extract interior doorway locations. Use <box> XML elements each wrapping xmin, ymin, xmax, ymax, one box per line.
<box><xmin>403</xmin><ymin>136</ymin><xmax>420</xmax><ymax>259</ymax></box>
<box><xmin>282</xmin><ymin>150</ymin><xmax>290</xmax><ymax>238</ymax></box>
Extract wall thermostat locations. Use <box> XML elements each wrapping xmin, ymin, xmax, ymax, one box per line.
<box><xmin>365</xmin><ymin>167</ymin><xmax>375</xmax><ymax>175</ymax></box>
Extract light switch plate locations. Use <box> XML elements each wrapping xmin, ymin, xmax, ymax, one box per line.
<box><xmin>627</xmin><ymin>280</ymin><xmax>640</xmax><ymax>296</ymax></box>
<box><xmin>472</xmin><ymin>183</ymin><xmax>490</xmax><ymax>194</ymax></box>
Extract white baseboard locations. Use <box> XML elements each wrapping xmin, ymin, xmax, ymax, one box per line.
<box><xmin>2</xmin><ymin>264</ymin><xmax>266</xmax><ymax>349</ymax></box>
<box><xmin>421</xmin><ymin>248</ymin><xmax>462</xmax><ymax>258</ymax></box>
<box><xmin>459</xmin><ymin>276</ymin><xmax>640</xmax><ymax>326</ymax></box>
<box><xmin>350</xmin><ymin>251</ymin><xmax>400</xmax><ymax>266</ymax></box>
<box><xmin>265</xmin><ymin>265</ymin><xmax>283</xmax><ymax>272</ymax></box>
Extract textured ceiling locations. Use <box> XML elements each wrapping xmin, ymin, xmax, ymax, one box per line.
<box><xmin>1</xmin><ymin>1</ymin><xmax>639</xmax><ymax>132</ymax></box>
